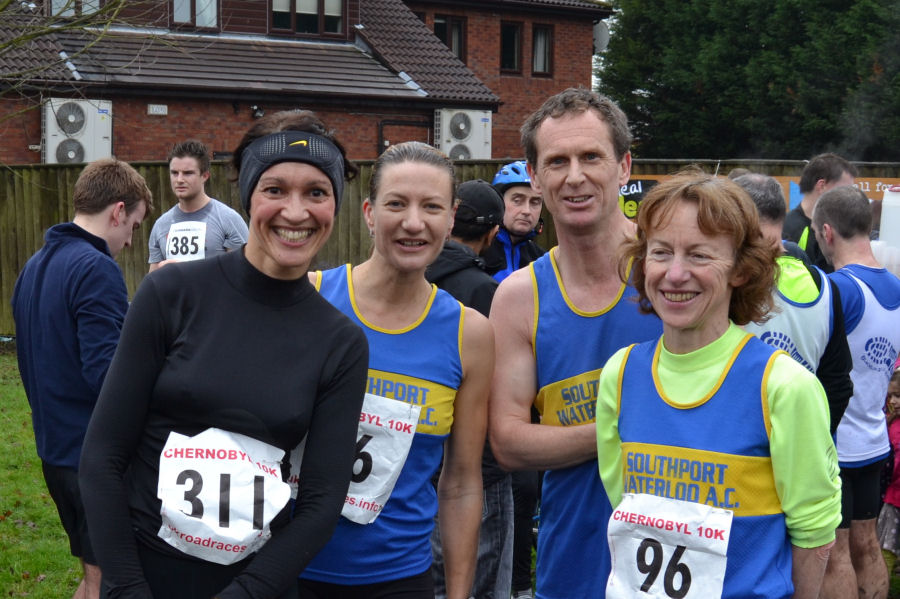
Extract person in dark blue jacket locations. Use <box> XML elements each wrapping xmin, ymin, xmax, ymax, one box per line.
<box><xmin>12</xmin><ymin>158</ymin><xmax>152</xmax><ymax>599</ymax></box>
<box><xmin>484</xmin><ymin>161</ymin><xmax>545</xmax><ymax>283</ymax></box>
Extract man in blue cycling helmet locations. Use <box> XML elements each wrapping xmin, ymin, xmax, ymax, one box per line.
<box><xmin>486</xmin><ymin>160</ymin><xmax>545</xmax><ymax>282</ymax></box>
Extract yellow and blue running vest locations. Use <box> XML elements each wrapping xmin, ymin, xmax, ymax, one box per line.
<box><xmin>616</xmin><ymin>335</ymin><xmax>793</xmax><ymax>599</ymax></box>
<box><xmin>303</xmin><ymin>264</ymin><xmax>464</xmax><ymax>584</ymax></box>
<box><xmin>530</xmin><ymin>249</ymin><xmax>661</xmax><ymax>598</ymax></box>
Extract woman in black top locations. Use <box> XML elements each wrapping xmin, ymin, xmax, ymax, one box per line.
<box><xmin>79</xmin><ymin>111</ymin><xmax>368</xmax><ymax>599</ymax></box>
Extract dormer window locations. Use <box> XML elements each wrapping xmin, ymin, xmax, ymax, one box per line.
<box><xmin>173</xmin><ymin>0</ymin><xmax>218</xmax><ymax>29</ymax></box>
<box><xmin>272</xmin><ymin>0</ymin><xmax>344</xmax><ymax>36</ymax></box>
<box><xmin>50</xmin><ymin>0</ymin><xmax>100</xmax><ymax>17</ymax></box>
<box><xmin>434</xmin><ymin>15</ymin><xmax>466</xmax><ymax>63</ymax></box>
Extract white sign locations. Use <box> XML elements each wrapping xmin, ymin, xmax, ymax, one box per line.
<box><xmin>606</xmin><ymin>493</ymin><xmax>733</xmax><ymax>599</ymax></box>
<box><xmin>166</xmin><ymin>221</ymin><xmax>207</xmax><ymax>261</ymax></box>
<box><xmin>157</xmin><ymin>428</ymin><xmax>291</xmax><ymax>565</ymax></box>
<box><xmin>288</xmin><ymin>393</ymin><xmax>420</xmax><ymax>525</ymax></box>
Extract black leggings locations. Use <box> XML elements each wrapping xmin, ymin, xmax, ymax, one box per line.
<box><xmin>297</xmin><ymin>569</ymin><xmax>434</xmax><ymax>599</ymax></box>
<box><xmin>101</xmin><ymin>543</ymin><xmax>297</xmax><ymax>599</ymax></box>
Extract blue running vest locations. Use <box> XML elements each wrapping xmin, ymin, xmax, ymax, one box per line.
<box><xmin>303</xmin><ymin>265</ymin><xmax>464</xmax><ymax>584</ymax></box>
<box><xmin>530</xmin><ymin>250</ymin><xmax>661</xmax><ymax>598</ymax></box>
<box><xmin>617</xmin><ymin>335</ymin><xmax>793</xmax><ymax>598</ymax></box>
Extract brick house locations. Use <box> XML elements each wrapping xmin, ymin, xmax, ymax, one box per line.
<box><xmin>0</xmin><ymin>0</ymin><xmax>609</xmax><ymax>165</ymax></box>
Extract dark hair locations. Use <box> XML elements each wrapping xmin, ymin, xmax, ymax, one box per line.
<box><xmin>168</xmin><ymin>139</ymin><xmax>210</xmax><ymax>174</ymax></box>
<box><xmin>619</xmin><ymin>169</ymin><xmax>777</xmax><ymax>326</ymax></box>
<box><xmin>73</xmin><ymin>158</ymin><xmax>153</xmax><ymax>216</ymax></box>
<box><xmin>726</xmin><ymin>167</ymin><xmax>752</xmax><ymax>180</ymax></box>
<box><xmin>799</xmin><ymin>153</ymin><xmax>858</xmax><ymax>194</ymax></box>
<box><xmin>520</xmin><ymin>87</ymin><xmax>632</xmax><ymax>167</ymax></box>
<box><xmin>368</xmin><ymin>141</ymin><xmax>455</xmax><ymax>204</ymax></box>
<box><xmin>812</xmin><ymin>185</ymin><xmax>872</xmax><ymax>239</ymax></box>
<box><xmin>452</xmin><ymin>208</ymin><xmax>494</xmax><ymax>241</ymax></box>
<box><xmin>230</xmin><ymin>110</ymin><xmax>357</xmax><ymax>184</ymax></box>
<box><xmin>733</xmin><ymin>173</ymin><xmax>786</xmax><ymax>224</ymax></box>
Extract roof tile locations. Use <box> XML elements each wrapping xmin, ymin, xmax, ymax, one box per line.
<box><xmin>360</xmin><ymin>0</ymin><xmax>499</xmax><ymax>106</ymax></box>
<box><xmin>51</xmin><ymin>30</ymin><xmax>424</xmax><ymax>100</ymax></box>
<box><xmin>0</xmin><ymin>14</ymin><xmax>74</xmax><ymax>83</ymax></box>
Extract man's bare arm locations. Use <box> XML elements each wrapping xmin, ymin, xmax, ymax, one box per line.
<box><xmin>488</xmin><ymin>268</ymin><xmax>597</xmax><ymax>471</ymax></box>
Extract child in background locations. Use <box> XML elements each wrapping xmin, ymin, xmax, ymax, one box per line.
<box><xmin>877</xmin><ymin>369</ymin><xmax>900</xmax><ymax>573</ymax></box>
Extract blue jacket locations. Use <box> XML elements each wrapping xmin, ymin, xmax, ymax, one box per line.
<box><xmin>483</xmin><ymin>227</ymin><xmax>545</xmax><ymax>282</ymax></box>
<box><xmin>12</xmin><ymin>223</ymin><xmax>128</xmax><ymax>469</ymax></box>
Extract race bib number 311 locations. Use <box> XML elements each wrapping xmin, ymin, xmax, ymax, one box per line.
<box><xmin>606</xmin><ymin>493</ymin><xmax>733</xmax><ymax>599</ymax></box>
<box><xmin>157</xmin><ymin>428</ymin><xmax>291</xmax><ymax>565</ymax></box>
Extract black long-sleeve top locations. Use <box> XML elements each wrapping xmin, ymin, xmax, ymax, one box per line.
<box><xmin>79</xmin><ymin>249</ymin><xmax>368</xmax><ymax>599</ymax></box>
<box><xmin>807</xmin><ymin>265</ymin><xmax>854</xmax><ymax>434</ymax></box>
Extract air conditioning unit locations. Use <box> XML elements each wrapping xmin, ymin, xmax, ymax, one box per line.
<box><xmin>43</xmin><ymin>98</ymin><xmax>113</xmax><ymax>164</ymax></box>
<box><xmin>434</xmin><ymin>108</ymin><xmax>491</xmax><ymax>160</ymax></box>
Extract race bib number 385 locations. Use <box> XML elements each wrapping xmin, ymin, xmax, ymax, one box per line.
<box><xmin>606</xmin><ymin>493</ymin><xmax>733</xmax><ymax>599</ymax></box>
<box><xmin>157</xmin><ymin>428</ymin><xmax>291</xmax><ymax>565</ymax></box>
<box><xmin>165</xmin><ymin>221</ymin><xmax>207</xmax><ymax>261</ymax></box>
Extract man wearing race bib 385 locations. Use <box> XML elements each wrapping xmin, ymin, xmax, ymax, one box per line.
<box><xmin>148</xmin><ymin>139</ymin><xmax>248</xmax><ymax>271</ymax></box>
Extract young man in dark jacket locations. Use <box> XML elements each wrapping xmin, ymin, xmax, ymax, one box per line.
<box><xmin>12</xmin><ymin>158</ymin><xmax>152</xmax><ymax>599</ymax></box>
<box><xmin>426</xmin><ymin>179</ymin><xmax>514</xmax><ymax>599</ymax></box>
<box><xmin>426</xmin><ymin>179</ymin><xmax>504</xmax><ymax>316</ymax></box>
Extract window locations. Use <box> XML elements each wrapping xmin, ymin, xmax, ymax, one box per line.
<box><xmin>173</xmin><ymin>0</ymin><xmax>218</xmax><ymax>28</ymax></box>
<box><xmin>434</xmin><ymin>15</ymin><xmax>466</xmax><ymax>63</ymax></box>
<box><xmin>50</xmin><ymin>0</ymin><xmax>100</xmax><ymax>17</ymax></box>
<box><xmin>272</xmin><ymin>0</ymin><xmax>344</xmax><ymax>35</ymax></box>
<box><xmin>532</xmin><ymin>24</ymin><xmax>553</xmax><ymax>75</ymax></box>
<box><xmin>500</xmin><ymin>22</ymin><xmax>522</xmax><ymax>73</ymax></box>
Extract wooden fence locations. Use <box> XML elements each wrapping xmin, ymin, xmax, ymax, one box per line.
<box><xmin>3</xmin><ymin>158</ymin><xmax>900</xmax><ymax>335</ymax></box>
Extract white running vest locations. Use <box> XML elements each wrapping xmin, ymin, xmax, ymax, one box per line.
<box><xmin>836</xmin><ymin>271</ymin><xmax>900</xmax><ymax>463</ymax></box>
<box><xmin>745</xmin><ymin>259</ymin><xmax>832</xmax><ymax>373</ymax></box>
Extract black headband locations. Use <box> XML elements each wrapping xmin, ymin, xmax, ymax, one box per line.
<box><xmin>238</xmin><ymin>130</ymin><xmax>345</xmax><ymax>215</ymax></box>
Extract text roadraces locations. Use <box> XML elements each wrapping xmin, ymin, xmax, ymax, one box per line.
<box><xmin>163</xmin><ymin>522</ymin><xmax>248</xmax><ymax>553</ymax></box>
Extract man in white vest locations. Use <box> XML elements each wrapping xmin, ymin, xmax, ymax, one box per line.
<box><xmin>814</xmin><ymin>184</ymin><xmax>900</xmax><ymax>599</ymax></box>
<box><xmin>148</xmin><ymin>140</ymin><xmax>248</xmax><ymax>271</ymax></box>
<box><xmin>736</xmin><ymin>172</ymin><xmax>853</xmax><ymax>435</ymax></box>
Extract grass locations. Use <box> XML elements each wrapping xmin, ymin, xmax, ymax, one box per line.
<box><xmin>0</xmin><ymin>346</ymin><xmax>83</xmax><ymax>598</ymax></box>
<box><xmin>0</xmin><ymin>344</ymin><xmax>900</xmax><ymax>598</ymax></box>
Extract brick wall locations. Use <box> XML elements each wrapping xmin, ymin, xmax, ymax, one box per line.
<box><xmin>2</xmin><ymin>3</ymin><xmax>595</xmax><ymax>165</ymax></box>
<box><xmin>0</xmin><ymin>97</ymin><xmax>44</xmax><ymax>165</ymax></box>
<box><xmin>408</xmin><ymin>4</ymin><xmax>596</xmax><ymax>159</ymax></box>
<box><xmin>0</xmin><ymin>95</ymin><xmax>435</xmax><ymax>165</ymax></box>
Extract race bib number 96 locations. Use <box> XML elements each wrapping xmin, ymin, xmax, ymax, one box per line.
<box><xmin>157</xmin><ymin>428</ymin><xmax>291</xmax><ymax>565</ymax></box>
<box><xmin>606</xmin><ymin>493</ymin><xmax>733</xmax><ymax>599</ymax></box>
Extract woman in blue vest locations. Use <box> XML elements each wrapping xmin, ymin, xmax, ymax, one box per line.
<box><xmin>300</xmin><ymin>141</ymin><xmax>494</xmax><ymax>599</ymax></box>
<box><xmin>595</xmin><ymin>170</ymin><xmax>842</xmax><ymax>599</ymax></box>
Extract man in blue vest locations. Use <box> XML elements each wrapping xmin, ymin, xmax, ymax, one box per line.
<box><xmin>489</xmin><ymin>88</ymin><xmax>662</xmax><ymax>599</ymax></box>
